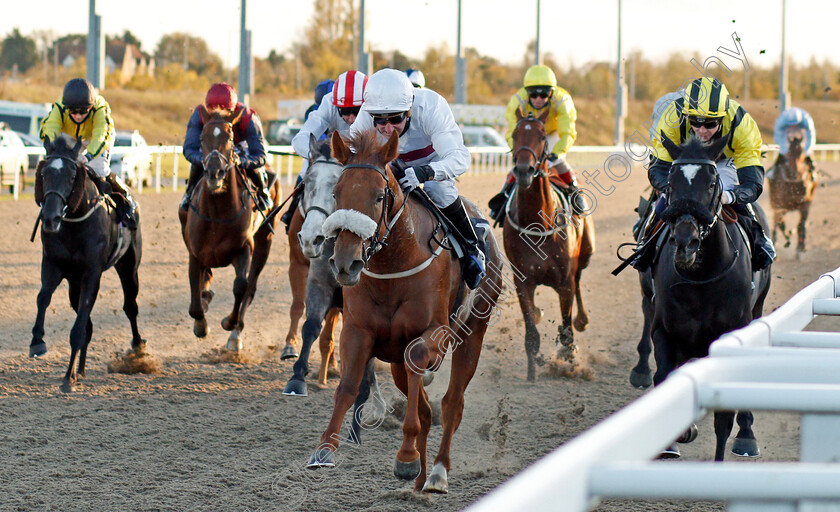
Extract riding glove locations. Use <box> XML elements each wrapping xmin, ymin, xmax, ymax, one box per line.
<box><xmin>722</xmin><ymin>190</ymin><xmax>736</xmax><ymax>204</ymax></box>
<box><xmin>234</xmin><ymin>141</ymin><xmax>248</xmax><ymax>158</ymax></box>
<box><xmin>389</xmin><ymin>158</ymin><xmax>409</xmax><ymax>179</ymax></box>
<box><xmin>398</xmin><ymin>165</ymin><xmax>435</xmax><ymax>192</ymax></box>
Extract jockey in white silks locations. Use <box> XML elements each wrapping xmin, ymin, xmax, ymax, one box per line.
<box><xmin>348</xmin><ymin>68</ymin><xmax>486</xmax><ymax>289</ymax></box>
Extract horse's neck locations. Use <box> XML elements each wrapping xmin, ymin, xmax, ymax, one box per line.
<box><xmin>368</xmin><ymin>200</ymin><xmax>432</xmax><ymax>272</ymax></box>
<box><xmin>514</xmin><ymin>176</ymin><xmax>556</xmax><ymax>225</ymax></box>
<box><xmin>697</xmin><ymin>221</ymin><xmax>741</xmax><ymax>272</ymax></box>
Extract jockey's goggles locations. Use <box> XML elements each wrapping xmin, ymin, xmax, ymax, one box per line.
<box><xmin>527</xmin><ymin>88</ymin><xmax>552</xmax><ymax>99</ymax></box>
<box><xmin>69</xmin><ymin>107</ymin><xmax>91</xmax><ymax>116</ymax></box>
<box><xmin>338</xmin><ymin>106</ymin><xmax>361</xmax><ymax>117</ymax></box>
<box><xmin>372</xmin><ymin>111</ymin><xmax>408</xmax><ymax>126</ymax></box>
<box><xmin>688</xmin><ymin>117</ymin><xmax>722</xmax><ymax>129</ymax></box>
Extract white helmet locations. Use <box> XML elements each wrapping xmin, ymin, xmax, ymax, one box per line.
<box><xmin>405</xmin><ymin>68</ymin><xmax>425</xmax><ymax>88</ymax></box>
<box><xmin>363</xmin><ymin>69</ymin><xmax>414</xmax><ymax>115</ymax></box>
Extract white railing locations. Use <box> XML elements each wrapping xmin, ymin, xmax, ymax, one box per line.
<box><xmin>469</xmin><ymin>266</ymin><xmax>840</xmax><ymax>512</ymax></box>
<box><xmin>6</xmin><ymin>143</ymin><xmax>840</xmax><ymax>199</ymax></box>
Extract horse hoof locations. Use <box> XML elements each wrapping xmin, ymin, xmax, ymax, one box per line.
<box><xmin>307</xmin><ymin>447</ymin><xmax>335</xmax><ymax>469</ymax></box>
<box><xmin>422</xmin><ymin>463</ymin><xmax>449</xmax><ymax>494</ymax></box>
<box><xmin>132</xmin><ymin>340</ymin><xmax>148</xmax><ymax>355</ymax></box>
<box><xmin>394</xmin><ymin>457</ymin><xmax>422</xmax><ymax>481</ymax></box>
<box><xmin>556</xmin><ymin>343</ymin><xmax>577</xmax><ymax>363</ymax></box>
<box><xmin>422</xmin><ymin>370</ymin><xmax>435</xmax><ymax>387</ymax></box>
<box><xmin>629</xmin><ymin>370</ymin><xmax>652</xmax><ymax>389</ymax></box>
<box><xmin>658</xmin><ymin>444</ymin><xmax>680</xmax><ymax>459</ymax></box>
<box><xmin>194</xmin><ymin>319</ymin><xmax>208</xmax><ymax>338</ymax></box>
<box><xmin>59</xmin><ymin>381</ymin><xmax>75</xmax><ymax>394</ymax></box>
<box><xmin>280</xmin><ymin>344</ymin><xmax>299</xmax><ymax>360</ymax></box>
<box><xmin>526</xmin><ymin>362</ymin><xmax>536</xmax><ymax>383</ymax></box>
<box><xmin>221</xmin><ymin>316</ymin><xmax>233</xmax><ymax>331</ymax></box>
<box><xmin>732</xmin><ymin>437</ymin><xmax>760</xmax><ymax>458</ymax></box>
<box><xmin>282</xmin><ymin>379</ymin><xmax>308</xmax><ymax>397</ymax></box>
<box><xmin>226</xmin><ymin>332</ymin><xmax>243</xmax><ymax>352</ymax></box>
<box><xmin>556</xmin><ymin>326</ymin><xmax>574</xmax><ymax>347</ymax></box>
<box><xmin>29</xmin><ymin>343</ymin><xmax>48</xmax><ymax>358</ymax></box>
<box><xmin>677</xmin><ymin>424</ymin><xmax>698</xmax><ymax>444</ymax></box>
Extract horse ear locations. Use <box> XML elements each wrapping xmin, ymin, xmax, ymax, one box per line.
<box><xmin>659</xmin><ymin>130</ymin><xmax>682</xmax><ymax>160</ymax></box>
<box><xmin>515</xmin><ymin>108</ymin><xmax>524</xmax><ymax>122</ymax></box>
<box><xmin>72</xmin><ymin>137</ymin><xmax>83</xmax><ymax>156</ymax></box>
<box><xmin>706</xmin><ymin>133</ymin><xmax>729</xmax><ymax>161</ymax></box>
<box><xmin>43</xmin><ymin>135</ymin><xmax>52</xmax><ymax>155</ymax></box>
<box><xmin>309</xmin><ymin>133</ymin><xmax>320</xmax><ymax>160</ymax></box>
<box><xmin>382</xmin><ymin>130</ymin><xmax>400</xmax><ymax>162</ymax></box>
<box><xmin>199</xmin><ymin>104</ymin><xmax>209</xmax><ymax>121</ymax></box>
<box><xmin>331</xmin><ymin>131</ymin><xmax>351</xmax><ymax>164</ymax></box>
<box><xmin>228</xmin><ymin>107</ymin><xmax>244</xmax><ymax>126</ymax></box>
<box><xmin>538</xmin><ymin>108</ymin><xmax>550</xmax><ymax>124</ymax></box>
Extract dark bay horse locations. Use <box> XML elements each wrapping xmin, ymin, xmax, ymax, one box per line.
<box><xmin>768</xmin><ymin>134</ymin><xmax>817</xmax><ymax>254</ymax></box>
<box><xmin>306</xmin><ymin>130</ymin><xmax>502</xmax><ymax>493</ymax></box>
<box><xmin>634</xmin><ymin>134</ymin><xmax>771</xmax><ymax>460</ymax></box>
<box><xmin>504</xmin><ymin>110</ymin><xmax>595</xmax><ymax>381</ymax></box>
<box><xmin>178</xmin><ymin>107</ymin><xmax>280</xmax><ymax>351</ymax></box>
<box><xmin>32</xmin><ymin>134</ymin><xmax>144</xmax><ymax>392</ymax></box>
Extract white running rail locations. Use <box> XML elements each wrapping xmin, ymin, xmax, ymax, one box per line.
<box><xmin>469</xmin><ymin>266</ymin><xmax>840</xmax><ymax>512</ymax></box>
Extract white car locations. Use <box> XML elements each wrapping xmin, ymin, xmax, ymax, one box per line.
<box><xmin>111</xmin><ymin>130</ymin><xmax>152</xmax><ymax>188</ymax></box>
<box><xmin>460</xmin><ymin>125</ymin><xmax>508</xmax><ymax>148</ymax></box>
<box><xmin>0</xmin><ymin>126</ymin><xmax>28</xmax><ymax>193</ymax></box>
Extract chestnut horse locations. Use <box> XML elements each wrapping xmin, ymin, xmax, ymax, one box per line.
<box><xmin>504</xmin><ymin>110</ymin><xmax>595</xmax><ymax>381</ymax></box>
<box><xmin>768</xmin><ymin>134</ymin><xmax>817</xmax><ymax>255</ymax></box>
<box><xmin>306</xmin><ymin>130</ymin><xmax>502</xmax><ymax>493</ymax></box>
<box><xmin>178</xmin><ymin>107</ymin><xmax>280</xmax><ymax>351</ymax></box>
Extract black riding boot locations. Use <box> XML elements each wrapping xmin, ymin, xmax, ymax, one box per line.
<box><xmin>565</xmin><ymin>180</ymin><xmax>589</xmax><ymax>215</ymax></box>
<box><xmin>106</xmin><ymin>173</ymin><xmax>138</xmax><ymax>230</ymax></box>
<box><xmin>180</xmin><ymin>163</ymin><xmax>203</xmax><ymax>211</ymax></box>
<box><xmin>246</xmin><ymin>167</ymin><xmax>274</xmax><ymax>211</ymax></box>
<box><xmin>740</xmin><ymin>204</ymin><xmax>775</xmax><ymax>271</ymax></box>
<box><xmin>488</xmin><ymin>179</ymin><xmax>515</xmax><ymax>225</ymax></box>
<box><xmin>281</xmin><ymin>175</ymin><xmax>304</xmax><ymax>233</ymax></box>
<box><xmin>441</xmin><ymin>197</ymin><xmax>486</xmax><ymax>289</ymax></box>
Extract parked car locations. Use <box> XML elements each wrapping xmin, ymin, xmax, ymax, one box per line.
<box><xmin>15</xmin><ymin>131</ymin><xmax>45</xmax><ymax>171</ymax></box>
<box><xmin>111</xmin><ymin>130</ymin><xmax>152</xmax><ymax>188</ymax></box>
<box><xmin>0</xmin><ymin>124</ymin><xmax>28</xmax><ymax>193</ymax></box>
<box><xmin>460</xmin><ymin>125</ymin><xmax>508</xmax><ymax>148</ymax></box>
<box><xmin>266</xmin><ymin>118</ymin><xmax>302</xmax><ymax>145</ymax></box>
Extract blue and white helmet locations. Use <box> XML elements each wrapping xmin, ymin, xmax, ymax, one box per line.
<box><xmin>405</xmin><ymin>68</ymin><xmax>425</xmax><ymax>88</ymax></box>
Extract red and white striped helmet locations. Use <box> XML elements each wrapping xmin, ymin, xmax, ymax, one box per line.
<box><xmin>332</xmin><ymin>70</ymin><xmax>368</xmax><ymax>108</ymax></box>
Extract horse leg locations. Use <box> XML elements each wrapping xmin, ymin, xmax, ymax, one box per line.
<box><xmin>62</xmin><ymin>274</ymin><xmax>99</xmax><ymax>393</ymax></box>
<box><xmin>731</xmin><ymin>410</ymin><xmax>759</xmax><ymax>457</ymax></box>
<box><xmin>308</xmin><ymin>330</ymin><xmax>372</xmax><ymax>469</ymax></box>
<box><xmin>713</xmin><ymin>410</ymin><xmax>736</xmax><ymax>461</ymax></box>
<box><xmin>347</xmin><ymin>359</ymin><xmax>377</xmax><ymax>445</ymax></box>
<box><xmin>572</xmin><ymin>266</ymin><xmax>589</xmax><ymax>332</ymax></box>
<box><xmin>67</xmin><ymin>279</ymin><xmax>95</xmax><ymax>379</ymax></box>
<box><xmin>115</xmin><ymin>243</ymin><xmax>144</xmax><ymax>353</ymax></box>
<box><xmin>390</xmin><ymin>363</ymin><xmax>432</xmax><ymax>491</ymax></box>
<box><xmin>516</xmin><ymin>281</ymin><xmax>540</xmax><ymax>382</ymax></box>
<box><xmin>222</xmin><ymin>250</ymin><xmax>251</xmax><ymax>345</ymax></box>
<box><xmin>282</xmin><ymin>252</ymin><xmax>308</xmax><ymax>360</ymax></box>
<box><xmin>630</xmin><ymin>291</ymin><xmax>654</xmax><ymax>389</ymax></box>
<box><xmin>395</xmin><ymin>325</ymin><xmax>445</xmax><ymax>484</ymax></box>
<box><xmin>797</xmin><ymin>203</ymin><xmax>811</xmax><ymax>253</ymax></box>
<box><xmin>553</xmin><ymin>277</ymin><xmax>576</xmax><ymax>361</ymax></box>
<box><xmin>233</xmin><ymin>231</ymin><xmax>274</xmax><ymax>338</ymax></box>
<box><xmin>283</xmin><ymin>283</ymin><xmax>333</xmax><ymax>397</ymax></box>
<box><xmin>318</xmin><ymin>308</ymin><xmax>341</xmax><ymax>385</ymax></box>
<box><xmin>777</xmin><ymin>211</ymin><xmax>792</xmax><ymax>248</ymax></box>
<box><xmin>30</xmin><ymin>262</ymin><xmax>63</xmax><ymax>357</ymax></box>
<box><xmin>651</xmin><ymin>328</ymin><xmax>677</xmax><ymax>387</ymax></box>
<box><xmin>188</xmin><ymin>256</ymin><xmax>209</xmax><ymax>338</ymax></box>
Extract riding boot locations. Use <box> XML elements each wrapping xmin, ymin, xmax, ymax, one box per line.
<box><xmin>246</xmin><ymin>167</ymin><xmax>274</xmax><ymax>211</ymax></box>
<box><xmin>106</xmin><ymin>173</ymin><xmax>138</xmax><ymax>230</ymax></box>
<box><xmin>441</xmin><ymin>197</ymin><xmax>486</xmax><ymax>289</ymax></box>
<box><xmin>488</xmin><ymin>179</ymin><xmax>515</xmax><ymax>225</ymax></box>
<box><xmin>565</xmin><ymin>179</ymin><xmax>588</xmax><ymax>215</ymax></box>
<box><xmin>281</xmin><ymin>174</ymin><xmax>304</xmax><ymax>232</ymax></box>
<box><xmin>741</xmin><ymin>204</ymin><xmax>775</xmax><ymax>271</ymax></box>
<box><xmin>180</xmin><ymin>163</ymin><xmax>203</xmax><ymax>211</ymax></box>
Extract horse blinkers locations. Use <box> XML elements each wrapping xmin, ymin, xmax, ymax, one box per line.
<box><xmin>39</xmin><ymin>156</ymin><xmax>82</xmax><ymax>232</ymax></box>
<box><xmin>664</xmin><ymin>159</ymin><xmax>721</xmax><ymax>266</ymax></box>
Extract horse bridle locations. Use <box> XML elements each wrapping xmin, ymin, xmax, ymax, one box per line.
<box><xmin>666</xmin><ymin>157</ymin><xmax>723</xmax><ymax>242</ymax></box>
<box><xmin>512</xmin><ymin>116</ymin><xmax>549</xmax><ymax>176</ymax></box>
<box><xmin>301</xmin><ymin>159</ymin><xmax>343</xmax><ymax>220</ymax></box>
<box><xmin>40</xmin><ymin>155</ymin><xmax>100</xmax><ymax>220</ymax></box>
<box><xmin>341</xmin><ymin>162</ymin><xmax>409</xmax><ymax>266</ymax></box>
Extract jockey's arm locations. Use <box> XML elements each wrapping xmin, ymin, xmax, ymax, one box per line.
<box><xmin>503</xmin><ymin>93</ymin><xmax>522</xmax><ymax>150</ymax></box>
<box><xmin>238</xmin><ymin>112</ymin><xmax>267</xmax><ymax>171</ymax></box>
<box><xmin>549</xmin><ymin>90</ymin><xmax>577</xmax><ymax>157</ymax></box>
<box><xmin>85</xmin><ymin>98</ymin><xmax>113</xmax><ymax>159</ymax></box>
<box><xmin>730</xmin><ymin>113</ymin><xmax>764</xmax><ymax>204</ymax></box>
<box><xmin>292</xmin><ymin>96</ymin><xmax>335</xmax><ymax>159</ymax></box>
<box><xmin>183</xmin><ymin>108</ymin><xmax>203</xmax><ymax>166</ymax></box>
<box><xmin>647</xmin><ymin>157</ymin><xmax>671</xmax><ymax>193</ymax></box>
<box><xmin>39</xmin><ymin>103</ymin><xmax>64</xmax><ymax>143</ymax></box>
<box><xmin>424</xmin><ymin>93</ymin><xmax>471</xmax><ymax>180</ymax></box>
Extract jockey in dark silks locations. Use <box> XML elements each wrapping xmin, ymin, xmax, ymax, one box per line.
<box><xmin>180</xmin><ymin>82</ymin><xmax>273</xmax><ymax>211</ymax></box>
<box><xmin>633</xmin><ymin>77</ymin><xmax>775</xmax><ymax>272</ymax></box>
<box><xmin>304</xmin><ymin>79</ymin><xmax>335</xmax><ymax>122</ymax></box>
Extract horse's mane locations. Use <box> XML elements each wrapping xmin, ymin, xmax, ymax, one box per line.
<box><xmin>344</xmin><ymin>129</ymin><xmax>387</xmax><ymax>166</ymax></box>
<box><xmin>680</xmin><ymin>134</ymin><xmax>718</xmax><ymax>160</ymax></box>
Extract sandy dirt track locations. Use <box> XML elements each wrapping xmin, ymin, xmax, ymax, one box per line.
<box><xmin>1</xmin><ymin>162</ymin><xmax>839</xmax><ymax>512</ymax></box>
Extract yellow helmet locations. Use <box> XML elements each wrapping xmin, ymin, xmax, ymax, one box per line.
<box><xmin>524</xmin><ymin>65</ymin><xmax>557</xmax><ymax>88</ymax></box>
<box><xmin>682</xmin><ymin>77</ymin><xmax>730</xmax><ymax>119</ymax></box>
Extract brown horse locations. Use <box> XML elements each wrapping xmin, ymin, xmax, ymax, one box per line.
<box><xmin>306</xmin><ymin>129</ymin><xmax>502</xmax><ymax>493</ymax></box>
<box><xmin>504</xmin><ymin>109</ymin><xmax>595</xmax><ymax>381</ymax></box>
<box><xmin>178</xmin><ymin>107</ymin><xmax>280</xmax><ymax>350</ymax></box>
<box><xmin>768</xmin><ymin>135</ymin><xmax>817</xmax><ymax>255</ymax></box>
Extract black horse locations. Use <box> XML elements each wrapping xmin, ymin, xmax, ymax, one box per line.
<box><xmin>631</xmin><ymin>134</ymin><xmax>771</xmax><ymax>461</ymax></box>
<box><xmin>31</xmin><ymin>133</ymin><xmax>144</xmax><ymax>393</ymax></box>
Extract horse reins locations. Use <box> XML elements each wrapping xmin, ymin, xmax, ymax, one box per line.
<box><xmin>301</xmin><ymin>159</ymin><xmax>343</xmax><ymax>220</ymax></box>
<box><xmin>512</xmin><ymin>116</ymin><xmax>549</xmax><ymax>176</ymax></box>
<box><xmin>666</xmin><ymin>157</ymin><xmax>723</xmax><ymax>242</ymax></box>
<box><xmin>34</xmin><ymin>156</ymin><xmax>103</xmax><ymax>241</ymax></box>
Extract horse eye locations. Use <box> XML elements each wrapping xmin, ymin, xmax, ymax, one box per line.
<box><xmin>376</xmin><ymin>194</ymin><xmax>384</xmax><ymax>204</ymax></box>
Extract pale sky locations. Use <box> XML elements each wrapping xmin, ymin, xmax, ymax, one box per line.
<box><xmin>3</xmin><ymin>0</ymin><xmax>837</xmax><ymax>70</ymax></box>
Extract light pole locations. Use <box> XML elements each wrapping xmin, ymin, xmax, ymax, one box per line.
<box><xmin>86</xmin><ymin>0</ymin><xmax>104</xmax><ymax>89</ymax></box>
<box><xmin>614</xmin><ymin>0</ymin><xmax>626</xmax><ymax>145</ymax></box>
<box><xmin>455</xmin><ymin>0</ymin><xmax>467</xmax><ymax>104</ymax></box>
<box><xmin>779</xmin><ymin>0</ymin><xmax>790</xmax><ymax>111</ymax></box>
<box><xmin>534</xmin><ymin>0</ymin><xmax>541</xmax><ymax>65</ymax></box>
<box><xmin>238</xmin><ymin>0</ymin><xmax>253</xmax><ymax>104</ymax></box>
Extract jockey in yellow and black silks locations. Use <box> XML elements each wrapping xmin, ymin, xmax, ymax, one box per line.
<box><xmin>40</xmin><ymin>78</ymin><xmax>137</xmax><ymax>229</ymax></box>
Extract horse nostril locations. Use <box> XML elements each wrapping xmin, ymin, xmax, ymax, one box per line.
<box><xmin>329</xmin><ymin>257</ymin><xmax>338</xmax><ymax>275</ymax></box>
<box><xmin>349</xmin><ymin>259</ymin><xmax>364</xmax><ymax>275</ymax></box>
<box><xmin>297</xmin><ymin>232</ymin><xmax>304</xmax><ymax>245</ymax></box>
<box><xmin>314</xmin><ymin>235</ymin><xmax>324</xmax><ymax>247</ymax></box>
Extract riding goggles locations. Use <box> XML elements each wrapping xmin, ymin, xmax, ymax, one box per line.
<box><xmin>338</xmin><ymin>106</ymin><xmax>361</xmax><ymax>117</ymax></box>
<box><xmin>688</xmin><ymin>117</ymin><xmax>722</xmax><ymax>129</ymax></box>
<box><xmin>527</xmin><ymin>87</ymin><xmax>552</xmax><ymax>99</ymax></box>
<box><xmin>69</xmin><ymin>107</ymin><xmax>91</xmax><ymax>116</ymax></box>
<box><xmin>372</xmin><ymin>112</ymin><xmax>409</xmax><ymax>126</ymax></box>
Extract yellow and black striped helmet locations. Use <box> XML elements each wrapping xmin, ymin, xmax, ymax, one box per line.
<box><xmin>682</xmin><ymin>77</ymin><xmax>730</xmax><ymax>119</ymax></box>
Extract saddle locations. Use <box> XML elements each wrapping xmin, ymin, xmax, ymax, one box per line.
<box><xmin>496</xmin><ymin>180</ymin><xmax>574</xmax><ymax>230</ymax></box>
<box><xmin>409</xmin><ymin>188</ymin><xmax>490</xmax><ymax>260</ymax></box>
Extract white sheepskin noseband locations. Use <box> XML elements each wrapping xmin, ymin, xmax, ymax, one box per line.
<box><xmin>322</xmin><ymin>209</ymin><xmax>377</xmax><ymax>239</ymax></box>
